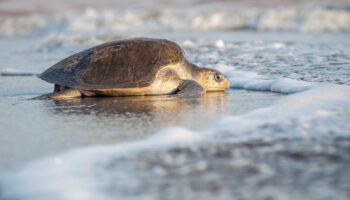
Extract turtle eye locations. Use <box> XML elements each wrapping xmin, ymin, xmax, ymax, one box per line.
<box><xmin>214</xmin><ymin>73</ymin><xmax>222</xmax><ymax>82</ymax></box>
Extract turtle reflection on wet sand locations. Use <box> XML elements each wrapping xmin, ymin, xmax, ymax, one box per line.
<box><xmin>37</xmin><ymin>38</ymin><xmax>230</xmax><ymax>99</ymax></box>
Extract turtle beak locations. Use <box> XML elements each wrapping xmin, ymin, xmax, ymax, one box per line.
<box><xmin>224</xmin><ymin>75</ymin><xmax>230</xmax><ymax>89</ymax></box>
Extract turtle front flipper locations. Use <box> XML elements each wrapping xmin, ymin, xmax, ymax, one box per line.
<box><xmin>33</xmin><ymin>88</ymin><xmax>83</xmax><ymax>100</ymax></box>
<box><xmin>174</xmin><ymin>80</ymin><xmax>205</xmax><ymax>97</ymax></box>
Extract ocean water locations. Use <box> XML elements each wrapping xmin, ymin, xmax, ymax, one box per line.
<box><xmin>1</xmin><ymin>1</ymin><xmax>350</xmax><ymax>199</ymax></box>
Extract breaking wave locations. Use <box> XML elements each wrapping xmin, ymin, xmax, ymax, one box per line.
<box><xmin>1</xmin><ymin>6</ymin><xmax>350</xmax><ymax>37</ymax></box>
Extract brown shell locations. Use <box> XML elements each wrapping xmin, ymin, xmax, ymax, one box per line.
<box><xmin>39</xmin><ymin>38</ymin><xmax>185</xmax><ymax>89</ymax></box>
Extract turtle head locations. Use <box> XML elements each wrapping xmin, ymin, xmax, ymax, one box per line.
<box><xmin>195</xmin><ymin>67</ymin><xmax>230</xmax><ymax>91</ymax></box>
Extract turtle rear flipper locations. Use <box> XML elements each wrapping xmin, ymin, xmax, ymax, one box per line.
<box><xmin>32</xmin><ymin>88</ymin><xmax>82</xmax><ymax>100</ymax></box>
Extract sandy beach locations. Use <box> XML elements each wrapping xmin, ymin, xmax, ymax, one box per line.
<box><xmin>1</xmin><ymin>0</ymin><xmax>350</xmax><ymax>199</ymax></box>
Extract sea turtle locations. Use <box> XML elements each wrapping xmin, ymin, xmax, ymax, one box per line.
<box><xmin>37</xmin><ymin>38</ymin><xmax>230</xmax><ymax>99</ymax></box>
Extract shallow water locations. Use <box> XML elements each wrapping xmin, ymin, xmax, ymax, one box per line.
<box><xmin>0</xmin><ymin>76</ymin><xmax>282</xmax><ymax>172</ymax></box>
<box><xmin>1</xmin><ymin>0</ymin><xmax>350</xmax><ymax>199</ymax></box>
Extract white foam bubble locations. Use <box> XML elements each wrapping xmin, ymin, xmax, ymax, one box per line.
<box><xmin>215</xmin><ymin>39</ymin><xmax>225</xmax><ymax>48</ymax></box>
<box><xmin>213</xmin><ymin>63</ymin><xmax>315</xmax><ymax>94</ymax></box>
